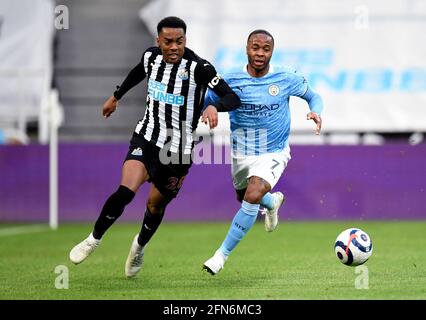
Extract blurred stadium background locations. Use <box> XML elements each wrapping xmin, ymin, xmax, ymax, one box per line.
<box><xmin>0</xmin><ymin>0</ymin><xmax>425</xmax><ymax>300</ymax></box>
<box><xmin>1</xmin><ymin>0</ymin><xmax>425</xmax><ymax>225</ymax></box>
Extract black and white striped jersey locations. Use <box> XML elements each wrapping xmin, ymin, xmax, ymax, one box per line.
<box><xmin>114</xmin><ymin>46</ymin><xmax>240</xmax><ymax>155</ymax></box>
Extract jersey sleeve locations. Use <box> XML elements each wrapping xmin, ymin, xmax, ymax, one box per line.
<box><xmin>203</xmin><ymin>88</ymin><xmax>220</xmax><ymax>110</ymax></box>
<box><xmin>195</xmin><ymin>60</ymin><xmax>240</xmax><ymax>112</ymax></box>
<box><xmin>302</xmin><ymin>85</ymin><xmax>324</xmax><ymax>116</ymax></box>
<box><xmin>113</xmin><ymin>51</ymin><xmax>148</xmax><ymax>100</ymax></box>
<box><xmin>287</xmin><ymin>70</ymin><xmax>309</xmax><ymax>97</ymax></box>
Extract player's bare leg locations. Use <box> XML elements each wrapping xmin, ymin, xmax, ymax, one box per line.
<box><xmin>69</xmin><ymin>160</ymin><xmax>148</xmax><ymax>265</ymax></box>
<box><xmin>237</xmin><ymin>179</ymin><xmax>284</xmax><ymax>232</ymax></box>
<box><xmin>119</xmin><ymin>159</ymin><xmax>150</xmax><ymax>193</ymax></box>
<box><xmin>125</xmin><ymin>184</ymin><xmax>173</xmax><ymax>278</ymax></box>
<box><xmin>203</xmin><ymin>177</ymin><xmax>270</xmax><ymax>275</ymax></box>
<box><xmin>244</xmin><ymin>176</ymin><xmax>271</xmax><ymax>203</ymax></box>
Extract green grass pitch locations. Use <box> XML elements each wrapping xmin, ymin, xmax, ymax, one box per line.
<box><xmin>0</xmin><ymin>221</ymin><xmax>425</xmax><ymax>300</ymax></box>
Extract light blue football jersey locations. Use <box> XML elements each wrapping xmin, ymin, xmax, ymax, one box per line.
<box><xmin>204</xmin><ymin>65</ymin><xmax>308</xmax><ymax>156</ymax></box>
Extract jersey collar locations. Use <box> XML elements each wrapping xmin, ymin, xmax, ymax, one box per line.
<box><xmin>243</xmin><ymin>64</ymin><xmax>275</xmax><ymax>76</ymax></box>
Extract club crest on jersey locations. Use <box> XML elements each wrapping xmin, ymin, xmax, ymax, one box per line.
<box><xmin>268</xmin><ymin>85</ymin><xmax>280</xmax><ymax>96</ymax></box>
<box><xmin>178</xmin><ymin>68</ymin><xmax>189</xmax><ymax>80</ymax></box>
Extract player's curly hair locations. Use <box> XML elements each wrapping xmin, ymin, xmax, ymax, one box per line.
<box><xmin>157</xmin><ymin>16</ymin><xmax>187</xmax><ymax>35</ymax></box>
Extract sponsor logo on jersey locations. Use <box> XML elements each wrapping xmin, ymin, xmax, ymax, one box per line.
<box><xmin>240</xmin><ymin>103</ymin><xmax>279</xmax><ymax>116</ymax></box>
<box><xmin>208</xmin><ymin>73</ymin><xmax>222</xmax><ymax>89</ymax></box>
<box><xmin>148</xmin><ymin>80</ymin><xmax>185</xmax><ymax>106</ymax></box>
<box><xmin>241</xmin><ymin>104</ymin><xmax>279</xmax><ymax>111</ymax></box>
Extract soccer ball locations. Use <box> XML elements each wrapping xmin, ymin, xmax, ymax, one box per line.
<box><xmin>334</xmin><ymin>228</ymin><xmax>373</xmax><ymax>266</ymax></box>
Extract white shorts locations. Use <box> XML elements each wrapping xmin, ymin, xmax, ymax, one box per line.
<box><xmin>231</xmin><ymin>147</ymin><xmax>291</xmax><ymax>190</ymax></box>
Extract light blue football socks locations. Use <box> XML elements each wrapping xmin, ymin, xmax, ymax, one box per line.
<box><xmin>219</xmin><ymin>200</ymin><xmax>260</xmax><ymax>256</ymax></box>
<box><xmin>260</xmin><ymin>192</ymin><xmax>275</xmax><ymax>210</ymax></box>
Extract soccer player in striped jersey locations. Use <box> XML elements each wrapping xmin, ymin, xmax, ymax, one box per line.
<box><xmin>202</xmin><ymin>30</ymin><xmax>324</xmax><ymax>275</ymax></box>
<box><xmin>69</xmin><ymin>16</ymin><xmax>240</xmax><ymax>278</ymax></box>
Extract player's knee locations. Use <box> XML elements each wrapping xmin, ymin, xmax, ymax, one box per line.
<box><xmin>243</xmin><ymin>189</ymin><xmax>263</xmax><ymax>204</ymax></box>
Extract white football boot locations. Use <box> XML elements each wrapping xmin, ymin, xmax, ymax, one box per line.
<box><xmin>125</xmin><ymin>234</ymin><xmax>145</xmax><ymax>278</ymax></box>
<box><xmin>202</xmin><ymin>250</ymin><xmax>228</xmax><ymax>275</ymax></box>
<box><xmin>69</xmin><ymin>233</ymin><xmax>101</xmax><ymax>264</ymax></box>
<box><xmin>264</xmin><ymin>192</ymin><xmax>285</xmax><ymax>232</ymax></box>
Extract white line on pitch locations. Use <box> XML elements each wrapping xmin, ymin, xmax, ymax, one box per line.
<box><xmin>0</xmin><ymin>224</ymin><xmax>51</xmax><ymax>237</ymax></box>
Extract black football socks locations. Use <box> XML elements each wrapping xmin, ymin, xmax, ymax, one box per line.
<box><xmin>92</xmin><ymin>185</ymin><xmax>135</xmax><ymax>240</ymax></box>
<box><xmin>137</xmin><ymin>208</ymin><xmax>164</xmax><ymax>247</ymax></box>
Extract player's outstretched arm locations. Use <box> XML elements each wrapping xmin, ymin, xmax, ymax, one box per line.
<box><xmin>105</xmin><ymin>59</ymin><xmax>147</xmax><ymax>119</ymax></box>
<box><xmin>301</xmin><ymin>85</ymin><xmax>323</xmax><ymax>135</ymax></box>
<box><xmin>103</xmin><ymin>95</ymin><xmax>118</xmax><ymax>118</ymax></box>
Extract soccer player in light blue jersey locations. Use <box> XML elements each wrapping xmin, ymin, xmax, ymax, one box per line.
<box><xmin>202</xmin><ymin>30</ymin><xmax>324</xmax><ymax>275</ymax></box>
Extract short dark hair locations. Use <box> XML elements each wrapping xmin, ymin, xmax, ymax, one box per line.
<box><xmin>247</xmin><ymin>29</ymin><xmax>274</xmax><ymax>44</ymax></box>
<box><xmin>157</xmin><ymin>16</ymin><xmax>187</xmax><ymax>35</ymax></box>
